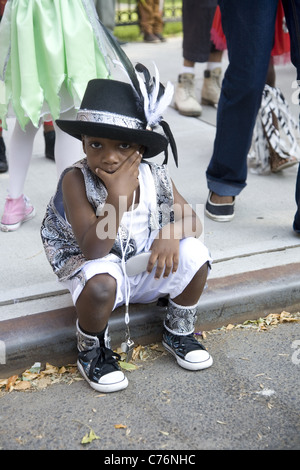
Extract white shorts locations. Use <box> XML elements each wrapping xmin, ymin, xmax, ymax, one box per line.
<box><xmin>62</xmin><ymin>237</ymin><xmax>211</xmax><ymax>310</ymax></box>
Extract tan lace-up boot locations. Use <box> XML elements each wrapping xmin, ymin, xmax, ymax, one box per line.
<box><xmin>174</xmin><ymin>73</ymin><xmax>202</xmax><ymax>117</ymax></box>
<box><xmin>201</xmin><ymin>67</ymin><xmax>222</xmax><ymax>107</ymax></box>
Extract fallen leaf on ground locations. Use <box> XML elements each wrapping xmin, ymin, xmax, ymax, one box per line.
<box><xmin>5</xmin><ymin>375</ymin><xmax>18</xmax><ymax>391</ymax></box>
<box><xmin>203</xmin><ymin>310</ymin><xmax>300</xmax><ymax>336</ymax></box>
<box><xmin>35</xmin><ymin>376</ymin><xmax>52</xmax><ymax>390</ymax></box>
<box><xmin>150</xmin><ymin>343</ymin><xmax>164</xmax><ymax>351</ymax></box>
<box><xmin>22</xmin><ymin>371</ymin><xmax>40</xmax><ymax>381</ymax></box>
<box><xmin>118</xmin><ymin>361</ymin><xmax>138</xmax><ymax>371</ymax></box>
<box><xmin>132</xmin><ymin>345</ymin><xmax>142</xmax><ymax>361</ymax></box>
<box><xmin>0</xmin><ymin>363</ymin><xmax>81</xmax><ymax>393</ymax></box>
<box><xmin>81</xmin><ymin>429</ymin><xmax>100</xmax><ymax>445</ymax></box>
<box><xmin>13</xmin><ymin>380</ymin><xmax>32</xmax><ymax>391</ymax></box>
<box><xmin>41</xmin><ymin>363</ymin><xmax>59</xmax><ymax>375</ymax></box>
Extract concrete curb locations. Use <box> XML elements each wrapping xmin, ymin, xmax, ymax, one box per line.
<box><xmin>1</xmin><ymin>262</ymin><xmax>300</xmax><ymax>378</ymax></box>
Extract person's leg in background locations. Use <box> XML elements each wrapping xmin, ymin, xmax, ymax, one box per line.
<box><xmin>282</xmin><ymin>0</ymin><xmax>300</xmax><ymax>232</ymax></box>
<box><xmin>205</xmin><ymin>0</ymin><xmax>279</xmax><ymax>221</ymax></box>
<box><xmin>0</xmin><ymin>4</ymin><xmax>8</xmax><ymax>173</ymax></box>
<box><xmin>0</xmin><ymin>120</ymin><xmax>38</xmax><ymax>231</ymax></box>
<box><xmin>43</xmin><ymin>120</ymin><xmax>55</xmax><ymax>161</ymax></box>
<box><xmin>294</xmin><ymin>164</ymin><xmax>300</xmax><ymax>232</ymax></box>
<box><xmin>138</xmin><ymin>0</ymin><xmax>159</xmax><ymax>43</ymax></box>
<box><xmin>152</xmin><ymin>0</ymin><xmax>165</xmax><ymax>42</ymax></box>
<box><xmin>6</xmin><ymin>120</ymin><xmax>39</xmax><ymax>200</ymax></box>
<box><xmin>201</xmin><ymin>44</ymin><xmax>223</xmax><ymax>107</ymax></box>
<box><xmin>94</xmin><ymin>0</ymin><xmax>116</xmax><ymax>34</ymax></box>
<box><xmin>1</xmin><ymin>108</ymin><xmax>81</xmax><ymax>231</ymax></box>
<box><xmin>0</xmin><ymin>121</ymin><xmax>7</xmax><ymax>172</ymax></box>
<box><xmin>175</xmin><ymin>0</ymin><xmax>222</xmax><ymax>117</ymax></box>
<box><xmin>53</xmin><ymin>108</ymin><xmax>82</xmax><ymax>179</ymax></box>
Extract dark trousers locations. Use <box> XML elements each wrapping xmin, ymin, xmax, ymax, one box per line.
<box><xmin>137</xmin><ymin>0</ymin><xmax>164</xmax><ymax>35</ymax></box>
<box><xmin>182</xmin><ymin>0</ymin><xmax>218</xmax><ymax>63</ymax></box>
<box><xmin>205</xmin><ymin>0</ymin><xmax>300</xmax><ymax>229</ymax></box>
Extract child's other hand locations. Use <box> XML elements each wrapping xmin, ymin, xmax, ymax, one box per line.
<box><xmin>148</xmin><ymin>235</ymin><xmax>179</xmax><ymax>279</ymax></box>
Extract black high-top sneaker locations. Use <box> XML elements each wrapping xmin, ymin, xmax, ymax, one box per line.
<box><xmin>0</xmin><ymin>136</ymin><xmax>8</xmax><ymax>173</ymax></box>
<box><xmin>76</xmin><ymin>321</ymin><xmax>128</xmax><ymax>393</ymax></box>
<box><xmin>162</xmin><ymin>327</ymin><xmax>213</xmax><ymax>371</ymax></box>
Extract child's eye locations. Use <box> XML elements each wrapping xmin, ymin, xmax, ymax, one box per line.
<box><xmin>119</xmin><ymin>143</ymin><xmax>131</xmax><ymax>150</ymax></box>
<box><xmin>91</xmin><ymin>142</ymin><xmax>102</xmax><ymax>149</ymax></box>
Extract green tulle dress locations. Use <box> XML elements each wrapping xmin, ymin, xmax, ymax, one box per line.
<box><xmin>0</xmin><ymin>0</ymin><xmax>111</xmax><ymax>130</ymax></box>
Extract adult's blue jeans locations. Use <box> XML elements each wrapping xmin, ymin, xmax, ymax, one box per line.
<box><xmin>295</xmin><ymin>164</ymin><xmax>300</xmax><ymax>231</ymax></box>
<box><xmin>206</xmin><ymin>0</ymin><xmax>300</xmax><ymax>229</ymax></box>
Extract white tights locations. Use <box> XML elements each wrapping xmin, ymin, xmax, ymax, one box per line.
<box><xmin>8</xmin><ymin>108</ymin><xmax>81</xmax><ymax>199</ymax></box>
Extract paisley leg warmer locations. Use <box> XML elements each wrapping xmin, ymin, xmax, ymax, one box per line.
<box><xmin>164</xmin><ymin>298</ymin><xmax>198</xmax><ymax>336</ymax></box>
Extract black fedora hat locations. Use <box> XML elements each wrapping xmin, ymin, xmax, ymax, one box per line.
<box><xmin>56</xmin><ymin>79</ymin><xmax>169</xmax><ymax>159</ymax></box>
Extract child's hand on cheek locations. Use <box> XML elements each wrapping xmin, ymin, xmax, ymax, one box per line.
<box><xmin>95</xmin><ymin>151</ymin><xmax>142</xmax><ymax>209</ymax></box>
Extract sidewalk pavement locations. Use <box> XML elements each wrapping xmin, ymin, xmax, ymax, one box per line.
<box><xmin>1</xmin><ymin>37</ymin><xmax>300</xmax><ymax>377</ymax></box>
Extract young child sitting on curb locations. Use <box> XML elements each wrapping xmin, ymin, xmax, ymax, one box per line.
<box><xmin>41</xmin><ymin>68</ymin><xmax>213</xmax><ymax>393</ymax></box>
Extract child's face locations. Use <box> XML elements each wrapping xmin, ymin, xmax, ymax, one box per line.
<box><xmin>82</xmin><ymin>136</ymin><xmax>143</xmax><ymax>175</ymax></box>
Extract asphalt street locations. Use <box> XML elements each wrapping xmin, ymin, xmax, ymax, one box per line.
<box><xmin>1</xmin><ymin>321</ymin><xmax>299</xmax><ymax>451</ymax></box>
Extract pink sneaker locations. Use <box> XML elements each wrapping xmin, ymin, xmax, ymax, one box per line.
<box><xmin>1</xmin><ymin>194</ymin><xmax>36</xmax><ymax>231</ymax></box>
